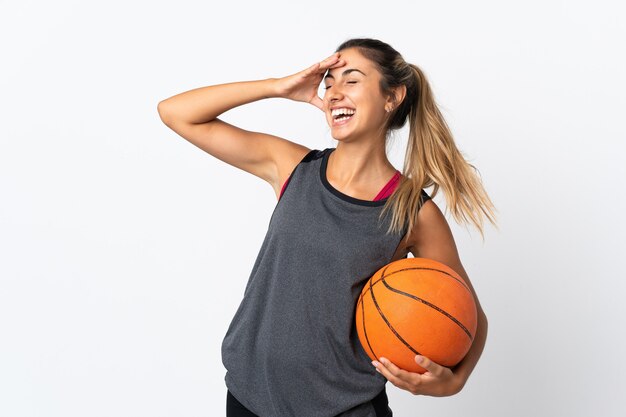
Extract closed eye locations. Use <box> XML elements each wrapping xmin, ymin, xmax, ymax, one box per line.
<box><xmin>324</xmin><ymin>81</ymin><xmax>358</xmax><ymax>90</ymax></box>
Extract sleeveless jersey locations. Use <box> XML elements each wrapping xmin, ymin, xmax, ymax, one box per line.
<box><xmin>279</xmin><ymin>165</ymin><xmax>402</xmax><ymax>201</ymax></box>
<box><xmin>221</xmin><ymin>147</ymin><xmax>431</xmax><ymax>417</ymax></box>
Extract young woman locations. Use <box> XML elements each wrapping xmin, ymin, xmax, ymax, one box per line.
<box><xmin>158</xmin><ymin>38</ymin><xmax>497</xmax><ymax>417</ymax></box>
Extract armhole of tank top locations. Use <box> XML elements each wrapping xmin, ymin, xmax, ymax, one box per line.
<box><xmin>392</xmin><ymin>189</ymin><xmax>430</xmax><ymax>262</ymax></box>
<box><xmin>278</xmin><ymin>148</ymin><xmax>319</xmax><ymax>201</ymax></box>
<box><xmin>278</xmin><ymin>175</ymin><xmax>291</xmax><ymax>200</ymax></box>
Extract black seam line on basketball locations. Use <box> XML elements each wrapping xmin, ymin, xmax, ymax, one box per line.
<box><xmin>361</xmin><ymin>267</ymin><xmax>470</xmax><ymax>300</ymax></box>
<box><xmin>370</xmin><ymin>264</ymin><xmax>422</xmax><ymax>357</ymax></box>
<box><xmin>380</xmin><ymin>277</ymin><xmax>474</xmax><ymax>342</ymax></box>
<box><xmin>361</xmin><ymin>282</ymin><xmax>378</xmax><ymax>365</ymax></box>
<box><xmin>363</xmin><ymin>270</ymin><xmax>378</xmax><ymax>361</ymax></box>
<box><xmin>364</xmin><ymin>266</ymin><xmax>471</xmax><ymax>296</ymax></box>
<box><xmin>397</xmin><ymin>266</ymin><xmax>470</xmax><ymax>291</ymax></box>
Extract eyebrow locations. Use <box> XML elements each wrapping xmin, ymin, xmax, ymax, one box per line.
<box><xmin>324</xmin><ymin>68</ymin><xmax>367</xmax><ymax>80</ymax></box>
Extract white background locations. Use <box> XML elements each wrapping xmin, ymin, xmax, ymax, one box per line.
<box><xmin>1</xmin><ymin>1</ymin><xmax>625</xmax><ymax>416</ymax></box>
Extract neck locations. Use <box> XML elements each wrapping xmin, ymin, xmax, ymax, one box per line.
<box><xmin>328</xmin><ymin>142</ymin><xmax>398</xmax><ymax>187</ymax></box>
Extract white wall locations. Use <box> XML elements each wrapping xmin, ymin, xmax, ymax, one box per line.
<box><xmin>1</xmin><ymin>1</ymin><xmax>624</xmax><ymax>416</ymax></box>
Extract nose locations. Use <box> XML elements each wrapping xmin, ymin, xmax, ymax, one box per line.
<box><xmin>327</xmin><ymin>87</ymin><xmax>345</xmax><ymax>107</ymax></box>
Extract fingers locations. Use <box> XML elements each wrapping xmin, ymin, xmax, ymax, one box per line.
<box><xmin>372</xmin><ymin>355</ymin><xmax>458</xmax><ymax>397</ymax></box>
<box><xmin>304</xmin><ymin>53</ymin><xmax>344</xmax><ymax>80</ymax></box>
<box><xmin>304</xmin><ymin>52</ymin><xmax>345</xmax><ymax>111</ymax></box>
<box><xmin>316</xmin><ymin>52</ymin><xmax>343</xmax><ymax>71</ymax></box>
<box><xmin>322</xmin><ymin>52</ymin><xmax>340</xmax><ymax>65</ymax></box>
<box><xmin>373</xmin><ymin>357</ymin><xmax>420</xmax><ymax>393</ymax></box>
<box><xmin>415</xmin><ymin>355</ymin><xmax>445</xmax><ymax>377</ymax></box>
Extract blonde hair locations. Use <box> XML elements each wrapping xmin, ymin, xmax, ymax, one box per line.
<box><xmin>335</xmin><ymin>38</ymin><xmax>498</xmax><ymax>241</ymax></box>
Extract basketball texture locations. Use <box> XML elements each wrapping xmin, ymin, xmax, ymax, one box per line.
<box><xmin>356</xmin><ymin>257</ymin><xmax>477</xmax><ymax>374</ymax></box>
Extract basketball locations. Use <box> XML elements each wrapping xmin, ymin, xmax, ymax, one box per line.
<box><xmin>356</xmin><ymin>257</ymin><xmax>477</xmax><ymax>374</ymax></box>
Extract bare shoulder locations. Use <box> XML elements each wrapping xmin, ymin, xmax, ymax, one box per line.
<box><xmin>406</xmin><ymin>198</ymin><xmax>486</xmax><ymax>315</ymax></box>
<box><xmin>270</xmin><ymin>141</ymin><xmax>312</xmax><ymax>200</ymax></box>
<box><xmin>406</xmin><ymin>199</ymin><xmax>459</xmax><ymax>264</ymax></box>
<box><xmin>160</xmin><ymin>114</ymin><xmax>310</xmax><ymax>197</ymax></box>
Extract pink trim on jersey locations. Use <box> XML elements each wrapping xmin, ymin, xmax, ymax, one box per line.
<box><xmin>373</xmin><ymin>170</ymin><xmax>402</xmax><ymax>201</ymax></box>
<box><xmin>279</xmin><ymin>170</ymin><xmax>402</xmax><ymax>201</ymax></box>
<box><xmin>279</xmin><ymin>175</ymin><xmax>292</xmax><ymax>199</ymax></box>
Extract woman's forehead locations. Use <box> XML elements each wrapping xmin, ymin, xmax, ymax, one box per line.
<box><xmin>325</xmin><ymin>50</ymin><xmax>374</xmax><ymax>79</ymax></box>
<box><xmin>337</xmin><ymin>48</ymin><xmax>368</xmax><ymax>66</ymax></box>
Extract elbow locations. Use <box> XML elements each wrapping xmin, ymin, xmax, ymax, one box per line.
<box><xmin>480</xmin><ymin>313</ymin><xmax>488</xmax><ymax>340</ymax></box>
<box><xmin>157</xmin><ymin>101</ymin><xmax>173</xmax><ymax>126</ymax></box>
<box><xmin>478</xmin><ymin>307</ymin><xmax>488</xmax><ymax>328</ymax></box>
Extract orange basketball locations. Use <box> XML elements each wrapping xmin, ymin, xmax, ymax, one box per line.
<box><xmin>356</xmin><ymin>257</ymin><xmax>477</xmax><ymax>374</ymax></box>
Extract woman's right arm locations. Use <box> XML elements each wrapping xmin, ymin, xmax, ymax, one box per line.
<box><xmin>157</xmin><ymin>78</ymin><xmax>310</xmax><ymax>197</ymax></box>
<box><xmin>156</xmin><ymin>52</ymin><xmax>345</xmax><ymax>199</ymax></box>
<box><xmin>158</xmin><ymin>78</ymin><xmax>280</xmax><ymax>125</ymax></box>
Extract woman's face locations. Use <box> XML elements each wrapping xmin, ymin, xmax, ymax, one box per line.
<box><xmin>322</xmin><ymin>48</ymin><xmax>389</xmax><ymax>141</ymax></box>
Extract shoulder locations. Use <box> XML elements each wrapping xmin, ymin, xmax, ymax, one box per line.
<box><xmin>273</xmin><ymin>148</ymin><xmax>325</xmax><ymax>199</ymax></box>
<box><xmin>402</xmin><ymin>194</ymin><xmax>484</xmax><ymax>319</ymax></box>
<box><xmin>281</xmin><ymin>147</ymin><xmax>329</xmax><ymax>175</ymax></box>
<box><xmin>401</xmin><ymin>192</ymin><xmax>446</xmax><ymax>256</ymax></box>
<box><xmin>405</xmin><ymin>196</ymin><xmax>462</xmax><ymax>270</ymax></box>
<box><xmin>280</xmin><ymin>148</ymin><xmax>324</xmax><ymax>176</ymax></box>
<box><xmin>301</xmin><ymin>148</ymin><xmax>326</xmax><ymax>162</ymax></box>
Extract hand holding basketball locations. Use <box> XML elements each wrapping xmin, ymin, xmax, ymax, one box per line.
<box><xmin>372</xmin><ymin>354</ymin><xmax>463</xmax><ymax>397</ymax></box>
<box><xmin>355</xmin><ymin>256</ymin><xmax>478</xmax><ymax>396</ymax></box>
<box><xmin>356</xmin><ymin>257</ymin><xmax>477</xmax><ymax>373</ymax></box>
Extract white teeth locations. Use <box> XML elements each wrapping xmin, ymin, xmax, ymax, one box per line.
<box><xmin>331</xmin><ymin>108</ymin><xmax>356</xmax><ymax>117</ymax></box>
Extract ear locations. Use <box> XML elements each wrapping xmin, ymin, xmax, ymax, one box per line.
<box><xmin>386</xmin><ymin>84</ymin><xmax>407</xmax><ymax>109</ymax></box>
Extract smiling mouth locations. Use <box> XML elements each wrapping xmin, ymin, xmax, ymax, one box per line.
<box><xmin>331</xmin><ymin>108</ymin><xmax>356</xmax><ymax>125</ymax></box>
<box><xmin>334</xmin><ymin>113</ymin><xmax>355</xmax><ymax>122</ymax></box>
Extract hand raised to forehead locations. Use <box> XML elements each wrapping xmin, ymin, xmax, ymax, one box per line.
<box><xmin>274</xmin><ymin>52</ymin><xmax>346</xmax><ymax>111</ymax></box>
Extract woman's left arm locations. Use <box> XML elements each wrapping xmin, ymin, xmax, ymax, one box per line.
<box><xmin>372</xmin><ymin>199</ymin><xmax>488</xmax><ymax>397</ymax></box>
